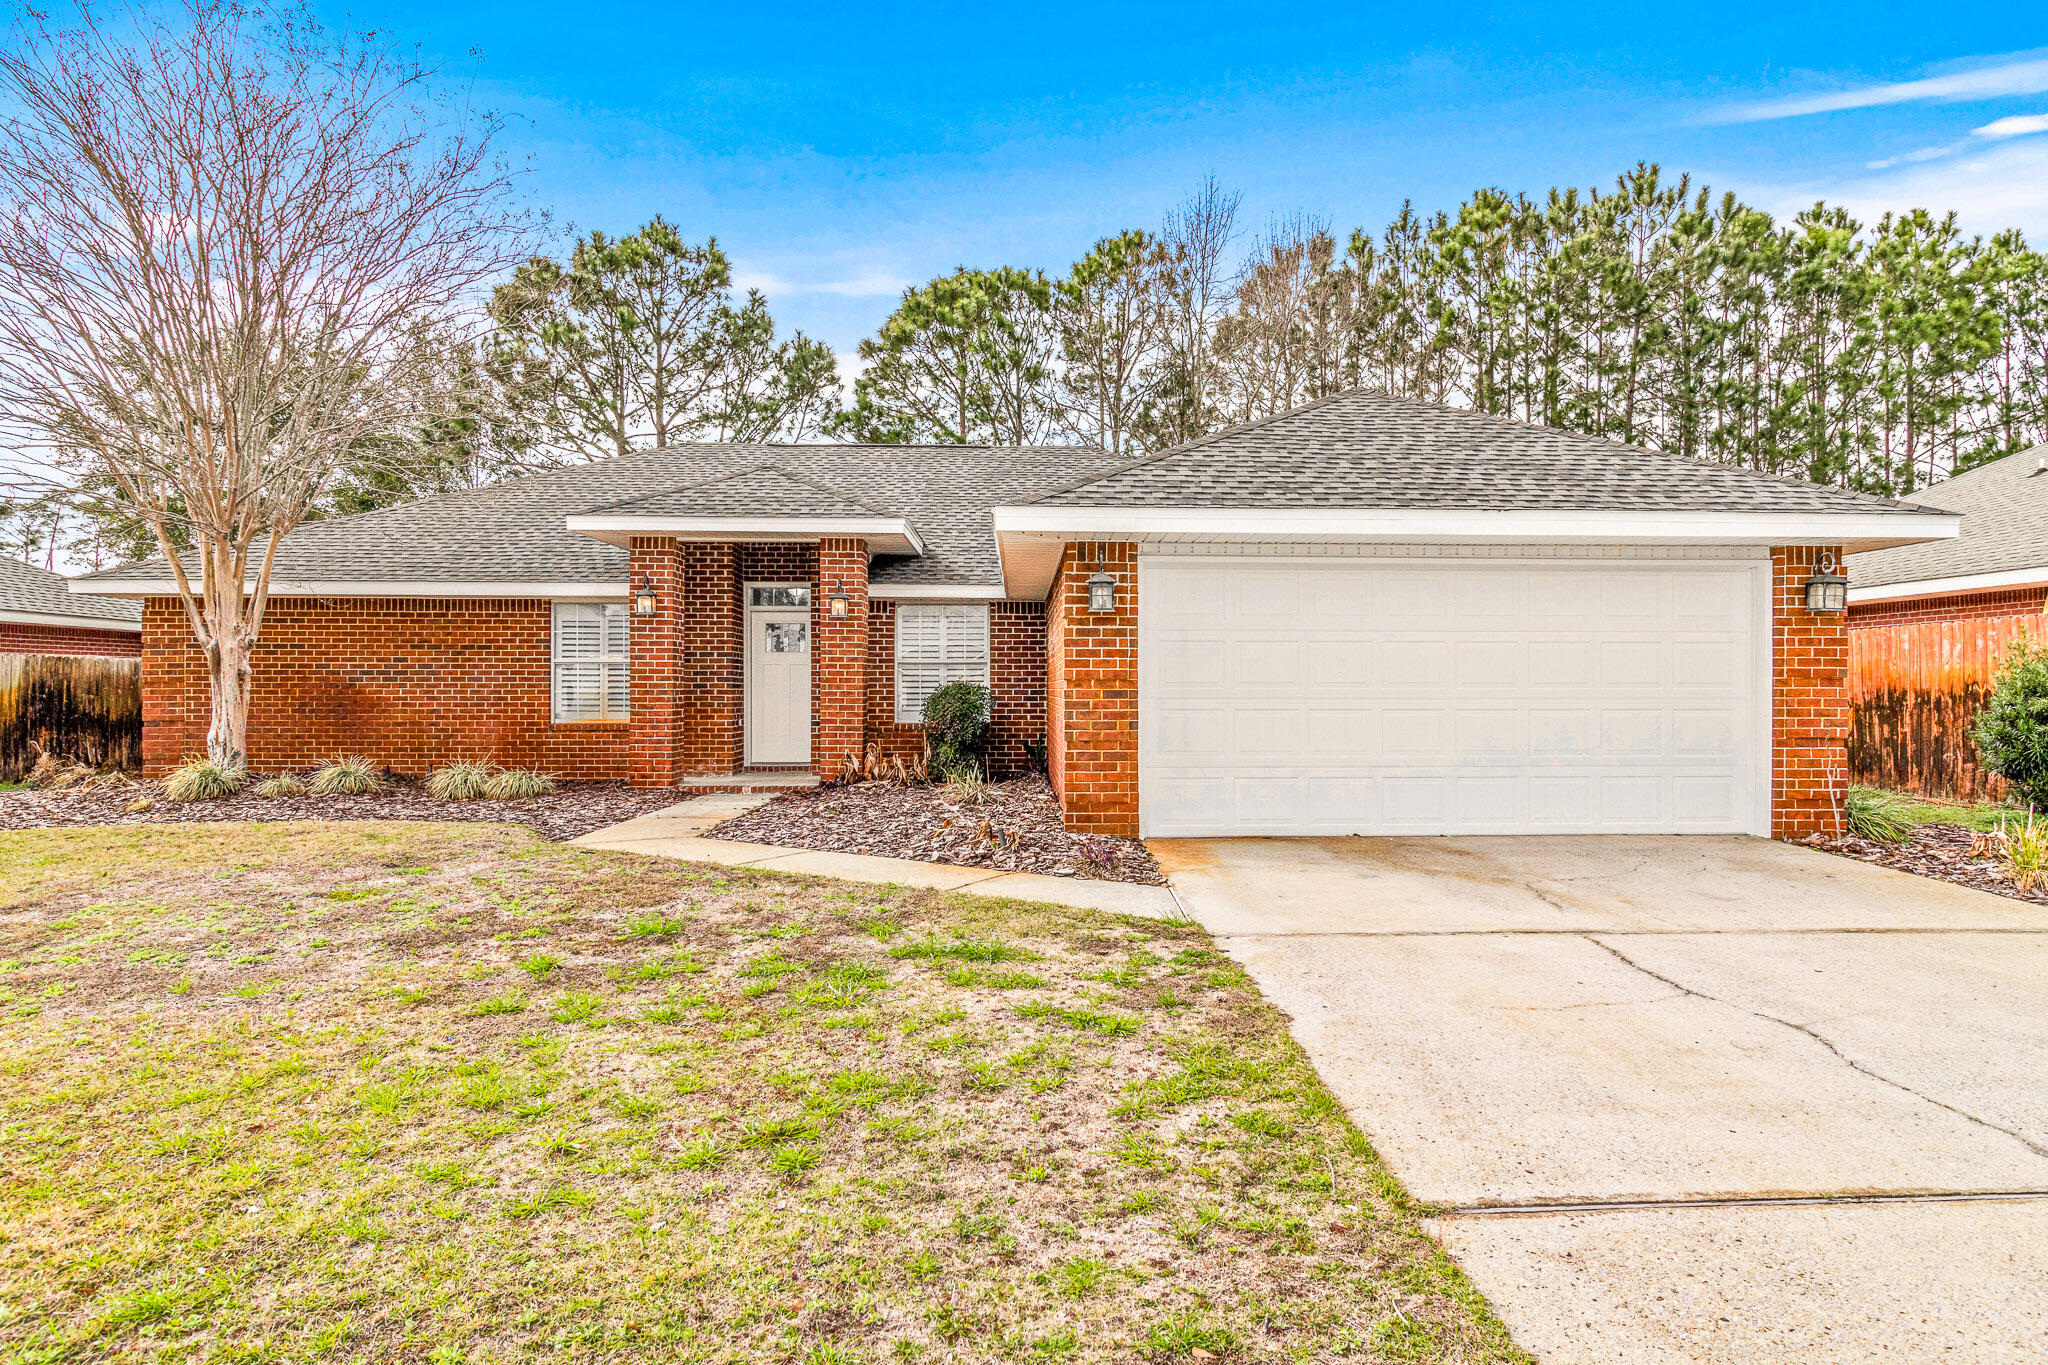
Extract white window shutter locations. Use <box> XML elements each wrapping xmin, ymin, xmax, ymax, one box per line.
<box><xmin>895</xmin><ymin>604</ymin><xmax>989</xmax><ymax>724</ymax></box>
<box><xmin>553</xmin><ymin>602</ymin><xmax>630</xmax><ymax>721</ymax></box>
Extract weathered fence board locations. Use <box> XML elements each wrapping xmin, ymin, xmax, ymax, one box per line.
<box><xmin>0</xmin><ymin>652</ymin><xmax>141</xmax><ymax>780</ymax></box>
<box><xmin>1849</xmin><ymin>613</ymin><xmax>2042</xmax><ymax>800</ymax></box>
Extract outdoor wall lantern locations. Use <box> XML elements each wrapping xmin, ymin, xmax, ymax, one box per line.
<box><xmin>1804</xmin><ymin>551</ymin><xmax>1848</xmax><ymax>614</ymax></box>
<box><xmin>827</xmin><ymin>581</ymin><xmax>852</xmax><ymax>619</ymax></box>
<box><xmin>1086</xmin><ymin>570</ymin><xmax>1117</xmax><ymax>613</ymax></box>
<box><xmin>632</xmin><ymin>578</ymin><xmax>657</xmax><ymax>617</ymax></box>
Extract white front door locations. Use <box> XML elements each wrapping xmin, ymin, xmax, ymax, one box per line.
<box><xmin>745</xmin><ymin>592</ymin><xmax>812</xmax><ymax>766</ymax></box>
<box><xmin>1138</xmin><ymin>553</ymin><xmax>1771</xmax><ymax>837</ymax></box>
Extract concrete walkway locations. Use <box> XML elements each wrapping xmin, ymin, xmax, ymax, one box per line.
<box><xmin>572</xmin><ymin>793</ymin><xmax>1180</xmax><ymax>918</ymax></box>
<box><xmin>1155</xmin><ymin>834</ymin><xmax>2048</xmax><ymax>1364</ymax></box>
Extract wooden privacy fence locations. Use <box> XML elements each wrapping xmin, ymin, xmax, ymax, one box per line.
<box><xmin>0</xmin><ymin>652</ymin><xmax>141</xmax><ymax>780</ymax></box>
<box><xmin>1849</xmin><ymin>613</ymin><xmax>2042</xmax><ymax>801</ymax></box>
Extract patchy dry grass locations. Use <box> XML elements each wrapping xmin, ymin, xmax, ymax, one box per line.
<box><xmin>0</xmin><ymin>822</ymin><xmax>1527</xmax><ymax>1364</ymax></box>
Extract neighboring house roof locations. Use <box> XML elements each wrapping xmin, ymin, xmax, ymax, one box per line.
<box><xmin>1033</xmin><ymin>390</ymin><xmax>1942</xmax><ymax>516</ymax></box>
<box><xmin>75</xmin><ymin>445</ymin><xmax>1126</xmax><ymax>594</ymax></box>
<box><xmin>0</xmin><ymin>556</ymin><xmax>142</xmax><ymax>629</ymax></box>
<box><xmin>1848</xmin><ymin>444</ymin><xmax>2048</xmax><ymax>597</ymax></box>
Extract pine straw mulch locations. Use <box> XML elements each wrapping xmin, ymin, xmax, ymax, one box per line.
<box><xmin>706</xmin><ymin>775</ymin><xmax>1167</xmax><ymax>886</ymax></box>
<box><xmin>1808</xmin><ymin>821</ymin><xmax>2048</xmax><ymax>906</ymax></box>
<box><xmin>0</xmin><ymin>774</ymin><xmax>686</xmax><ymax>842</ymax></box>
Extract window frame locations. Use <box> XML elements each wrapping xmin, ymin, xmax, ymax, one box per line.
<box><xmin>893</xmin><ymin>603</ymin><xmax>990</xmax><ymax>725</ymax></box>
<box><xmin>550</xmin><ymin>600</ymin><xmax>630</xmax><ymax>723</ymax></box>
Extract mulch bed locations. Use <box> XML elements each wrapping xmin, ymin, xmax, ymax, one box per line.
<box><xmin>0</xmin><ymin>777</ymin><xmax>688</xmax><ymax>843</ymax></box>
<box><xmin>1809</xmin><ymin>821</ymin><xmax>2048</xmax><ymax>907</ymax></box>
<box><xmin>705</xmin><ymin>774</ymin><xmax>1166</xmax><ymax>885</ymax></box>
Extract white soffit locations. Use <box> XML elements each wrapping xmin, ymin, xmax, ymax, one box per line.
<box><xmin>565</xmin><ymin>514</ymin><xmax>923</xmax><ymax>557</ymax></box>
<box><xmin>1848</xmin><ymin>566</ymin><xmax>2048</xmax><ymax>604</ymax></box>
<box><xmin>0</xmin><ymin>606</ymin><xmax>143</xmax><ymax>631</ymax></box>
<box><xmin>991</xmin><ymin>507</ymin><xmax>1960</xmax><ymax>600</ymax></box>
<box><xmin>69</xmin><ymin>579</ymin><xmax>630</xmax><ymax>600</ymax></box>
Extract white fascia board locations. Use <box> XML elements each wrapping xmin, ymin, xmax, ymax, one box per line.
<box><xmin>0</xmin><ymin>606</ymin><xmax>142</xmax><ymax>631</ymax></box>
<box><xmin>565</xmin><ymin>514</ymin><xmax>923</xmax><ymax>556</ymax></box>
<box><xmin>991</xmin><ymin>505</ymin><xmax>1961</xmax><ymax>547</ymax></box>
<box><xmin>868</xmin><ymin>584</ymin><xmax>1007</xmax><ymax>600</ymax></box>
<box><xmin>1848</xmin><ymin>566</ymin><xmax>2048</xmax><ymax>604</ymax></box>
<box><xmin>67</xmin><ymin>579</ymin><xmax>629</xmax><ymax>600</ymax></box>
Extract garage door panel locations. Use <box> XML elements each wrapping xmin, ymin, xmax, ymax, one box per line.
<box><xmin>1140</xmin><ymin>556</ymin><xmax>1766</xmax><ymax>837</ymax></box>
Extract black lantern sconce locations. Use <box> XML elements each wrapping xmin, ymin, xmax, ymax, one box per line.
<box><xmin>632</xmin><ymin>577</ymin><xmax>657</xmax><ymax>617</ymax></box>
<box><xmin>1086</xmin><ymin>570</ymin><xmax>1117</xmax><ymax>613</ymax></box>
<box><xmin>1803</xmin><ymin>551</ymin><xmax>1848</xmax><ymax>614</ymax></box>
<box><xmin>828</xmin><ymin>581</ymin><xmax>852</xmax><ymax>619</ymax></box>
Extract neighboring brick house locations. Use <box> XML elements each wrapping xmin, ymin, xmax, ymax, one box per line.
<box><xmin>0</xmin><ymin>556</ymin><xmax>141</xmax><ymax>657</ymax></box>
<box><xmin>76</xmin><ymin>391</ymin><xmax>1956</xmax><ymax>840</ymax></box>
<box><xmin>1846</xmin><ymin>445</ymin><xmax>2047</xmax><ymax>799</ymax></box>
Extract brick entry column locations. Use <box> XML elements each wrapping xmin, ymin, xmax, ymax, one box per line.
<box><xmin>1048</xmin><ymin>541</ymin><xmax>1138</xmax><ymax>836</ymax></box>
<box><xmin>1772</xmin><ymin>544</ymin><xmax>1849</xmax><ymax>839</ymax></box>
<box><xmin>628</xmin><ymin>537</ymin><xmax>683</xmax><ymax>787</ymax></box>
<box><xmin>814</xmin><ymin>537</ymin><xmax>869</xmax><ymax>780</ymax></box>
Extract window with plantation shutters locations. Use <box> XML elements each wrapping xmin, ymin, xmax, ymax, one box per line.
<box><xmin>895</xmin><ymin>604</ymin><xmax>989</xmax><ymax>724</ymax></box>
<box><xmin>552</xmin><ymin>602</ymin><xmax>630</xmax><ymax>721</ymax></box>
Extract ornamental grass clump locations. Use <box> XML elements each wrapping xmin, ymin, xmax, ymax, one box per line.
<box><xmin>485</xmin><ymin>766</ymin><xmax>555</xmax><ymax>800</ymax></box>
<box><xmin>161</xmin><ymin>756</ymin><xmax>247</xmax><ymax>802</ymax></box>
<box><xmin>254</xmin><ymin>773</ymin><xmax>305</xmax><ymax>798</ymax></box>
<box><xmin>2004</xmin><ymin>812</ymin><xmax>2048</xmax><ymax>894</ymax></box>
<box><xmin>308</xmin><ymin>755</ymin><xmax>384</xmax><ymax>796</ymax></box>
<box><xmin>1844</xmin><ymin>786</ymin><xmax>1915</xmax><ymax>843</ymax></box>
<box><xmin>428</xmin><ymin>760</ymin><xmax>496</xmax><ymax>801</ymax></box>
<box><xmin>922</xmin><ymin>681</ymin><xmax>992</xmax><ymax>781</ymax></box>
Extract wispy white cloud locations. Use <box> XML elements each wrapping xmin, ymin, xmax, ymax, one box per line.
<box><xmin>1717</xmin><ymin>54</ymin><xmax>2048</xmax><ymax>123</ymax></box>
<box><xmin>1865</xmin><ymin>143</ymin><xmax>1962</xmax><ymax>170</ymax></box>
<box><xmin>731</xmin><ymin>268</ymin><xmax>912</xmax><ymax>298</ymax></box>
<box><xmin>1975</xmin><ymin>112</ymin><xmax>2048</xmax><ymax>139</ymax></box>
<box><xmin>1735</xmin><ymin>137</ymin><xmax>2048</xmax><ymax>239</ymax></box>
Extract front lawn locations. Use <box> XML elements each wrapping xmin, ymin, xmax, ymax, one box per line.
<box><xmin>0</xmin><ymin>822</ymin><xmax>1524</xmax><ymax>1364</ymax></box>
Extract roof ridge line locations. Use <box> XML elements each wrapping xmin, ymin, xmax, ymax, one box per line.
<box><xmin>1023</xmin><ymin>392</ymin><xmax>1360</xmax><ymax>505</ymax></box>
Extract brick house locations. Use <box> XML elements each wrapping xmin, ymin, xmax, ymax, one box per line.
<box><xmin>1846</xmin><ymin>445</ymin><xmax>2047</xmax><ymax>799</ymax></box>
<box><xmin>74</xmin><ymin>391</ymin><xmax>1956</xmax><ymax>840</ymax></box>
<box><xmin>0</xmin><ymin>556</ymin><xmax>141</xmax><ymax>657</ymax></box>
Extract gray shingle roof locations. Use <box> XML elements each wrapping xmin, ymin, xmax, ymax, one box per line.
<box><xmin>1033</xmin><ymin>390</ymin><xmax>1947</xmax><ymax>516</ymax></box>
<box><xmin>0</xmin><ymin>557</ymin><xmax>142</xmax><ymax>625</ymax></box>
<box><xmin>80</xmin><ymin>444</ymin><xmax>1125</xmax><ymax>592</ymax></box>
<box><xmin>1848</xmin><ymin>445</ymin><xmax>2048</xmax><ymax>589</ymax></box>
<box><xmin>584</xmin><ymin>465</ymin><xmax>895</xmax><ymax>519</ymax></box>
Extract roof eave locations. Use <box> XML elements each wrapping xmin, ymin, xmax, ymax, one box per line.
<box><xmin>1847</xmin><ymin>565</ymin><xmax>2048</xmax><ymax>605</ymax></box>
<box><xmin>0</xmin><ymin>605</ymin><xmax>142</xmax><ymax>631</ymax></box>
<box><xmin>564</xmin><ymin>514</ymin><xmax>923</xmax><ymax>557</ymax></box>
<box><xmin>68</xmin><ymin>578</ymin><xmax>630</xmax><ymax>600</ymax></box>
<box><xmin>990</xmin><ymin>506</ymin><xmax>1961</xmax><ymax>600</ymax></box>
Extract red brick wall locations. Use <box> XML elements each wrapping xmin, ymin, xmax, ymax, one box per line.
<box><xmin>0</xmin><ymin>620</ymin><xmax>141</xmax><ymax>658</ymax></box>
<box><xmin>1848</xmin><ymin>586</ymin><xmax>2048</xmax><ymax>627</ymax></box>
<box><xmin>140</xmin><ymin>596</ymin><xmax>630</xmax><ymax>778</ymax></box>
<box><xmin>815</xmin><ymin>538</ymin><xmax>869</xmax><ymax>780</ymax></box>
<box><xmin>1045</xmin><ymin>542</ymin><xmax>1138</xmax><ymax>836</ymax></box>
<box><xmin>629</xmin><ymin>538</ymin><xmax>684</xmax><ymax>786</ymax></box>
<box><xmin>863</xmin><ymin>599</ymin><xmax>1046</xmax><ymax>777</ymax></box>
<box><xmin>1773</xmin><ymin>545</ymin><xmax>1849</xmax><ymax>839</ymax></box>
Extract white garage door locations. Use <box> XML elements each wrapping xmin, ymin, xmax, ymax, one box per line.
<box><xmin>1138</xmin><ymin>554</ymin><xmax>1770</xmax><ymax>837</ymax></box>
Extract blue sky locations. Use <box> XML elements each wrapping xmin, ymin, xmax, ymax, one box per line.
<box><xmin>347</xmin><ymin>4</ymin><xmax>2048</xmax><ymax>356</ymax></box>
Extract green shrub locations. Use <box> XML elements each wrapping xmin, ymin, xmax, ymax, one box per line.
<box><xmin>1844</xmin><ymin>786</ymin><xmax>1914</xmax><ymax>843</ymax></box>
<box><xmin>162</xmin><ymin>757</ymin><xmax>248</xmax><ymax>802</ymax></box>
<box><xmin>485</xmin><ymin>767</ymin><xmax>556</xmax><ymax>800</ymax></box>
<box><xmin>308</xmin><ymin>755</ymin><xmax>385</xmax><ymax>796</ymax></box>
<box><xmin>923</xmin><ymin>681</ymin><xmax>992</xmax><ymax>780</ymax></box>
<box><xmin>428</xmin><ymin>761</ymin><xmax>496</xmax><ymax>801</ymax></box>
<box><xmin>254</xmin><ymin>773</ymin><xmax>305</xmax><ymax>798</ymax></box>
<box><xmin>1975</xmin><ymin>634</ymin><xmax>2048</xmax><ymax>810</ymax></box>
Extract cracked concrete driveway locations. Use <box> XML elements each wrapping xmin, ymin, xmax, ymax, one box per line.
<box><xmin>1155</xmin><ymin>834</ymin><xmax>2048</xmax><ymax>1364</ymax></box>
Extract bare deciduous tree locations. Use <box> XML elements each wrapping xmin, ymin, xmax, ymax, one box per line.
<box><xmin>0</xmin><ymin>0</ymin><xmax>527</xmax><ymax>770</ymax></box>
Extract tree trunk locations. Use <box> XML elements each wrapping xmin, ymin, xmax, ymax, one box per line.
<box><xmin>205</xmin><ymin>635</ymin><xmax>252</xmax><ymax>771</ymax></box>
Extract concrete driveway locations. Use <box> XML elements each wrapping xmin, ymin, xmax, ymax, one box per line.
<box><xmin>1154</xmin><ymin>835</ymin><xmax>2048</xmax><ymax>1364</ymax></box>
